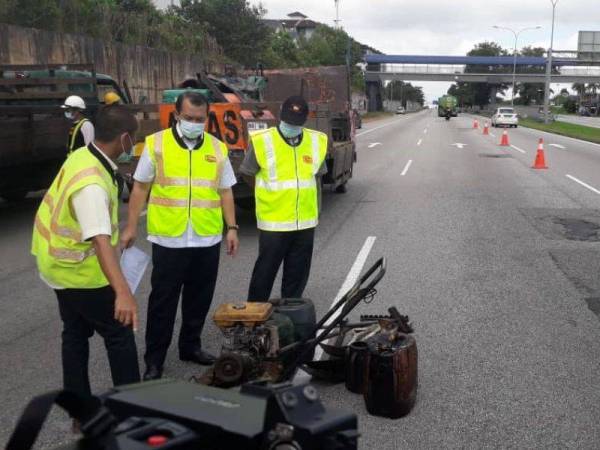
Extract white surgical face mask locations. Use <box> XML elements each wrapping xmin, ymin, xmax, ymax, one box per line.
<box><xmin>179</xmin><ymin>119</ymin><xmax>205</xmax><ymax>139</ymax></box>
<box><xmin>279</xmin><ymin>121</ymin><xmax>302</xmax><ymax>139</ymax></box>
<box><xmin>64</xmin><ymin>111</ymin><xmax>74</xmax><ymax>120</ymax></box>
<box><xmin>118</xmin><ymin>134</ymin><xmax>135</xmax><ymax>162</ymax></box>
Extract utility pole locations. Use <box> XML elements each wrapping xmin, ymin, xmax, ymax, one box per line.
<box><xmin>493</xmin><ymin>25</ymin><xmax>541</xmax><ymax>106</ymax></box>
<box><xmin>543</xmin><ymin>0</ymin><xmax>559</xmax><ymax>123</ymax></box>
<box><xmin>334</xmin><ymin>0</ymin><xmax>341</xmax><ymax>29</ymax></box>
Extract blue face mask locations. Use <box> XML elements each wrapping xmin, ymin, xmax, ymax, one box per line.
<box><xmin>279</xmin><ymin>121</ymin><xmax>302</xmax><ymax>139</ymax></box>
<box><xmin>179</xmin><ymin>119</ymin><xmax>205</xmax><ymax>139</ymax></box>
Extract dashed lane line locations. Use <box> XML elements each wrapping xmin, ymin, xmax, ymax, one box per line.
<box><xmin>401</xmin><ymin>160</ymin><xmax>413</xmax><ymax>176</ymax></box>
<box><xmin>510</xmin><ymin>145</ymin><xmax>526</xmax><ymax>154</ymax></box>
<box><xmin>566</xmin><ymin>174</ymin><xmax>600</xmax><ymax>195</ymax></box>
<box><xmin>417</xmin><ymin>139</ymin><xmax>423</xmax><ymax>146</ymax></box>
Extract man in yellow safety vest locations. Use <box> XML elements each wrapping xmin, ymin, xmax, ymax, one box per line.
<box><xmin>121</xmin><ymin>91</ymin><xmax>239</xmax><ymax>381</ymax></box>
<box><xmin>240</xmin><ymin>96</ymin><xmax>328</xmax><ymax>301</ymax></box>
<box><xmin>31</xmin><ymin>105</ymin><xmax>140</xmax><ymax>399</ymax></box>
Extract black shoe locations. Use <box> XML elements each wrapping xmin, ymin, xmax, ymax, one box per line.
<box><xmin>179</xmin><ymin>349</ymin><xmax>216</xmax><ymax>365</ymax></box>
<box><xmin>143</xmin><ymin>365</ymin><xmax>163</xmax><ymax>381</ymax></box>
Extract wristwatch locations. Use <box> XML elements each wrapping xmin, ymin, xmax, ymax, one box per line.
<box><xmin>227</xmin><ymin>225</ymin><xmax>239</xmax><ymax>231</ymax></box>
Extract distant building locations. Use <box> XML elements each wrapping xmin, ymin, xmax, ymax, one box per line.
<box><xmin>263</xmin><ymin>11</ymin><xmax>319</xmax><ymax>42</ymax></box>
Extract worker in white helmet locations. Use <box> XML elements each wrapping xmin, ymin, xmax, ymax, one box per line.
<box><xmin>62</xmin><ymin>95</ymin><xmax>95</xmax><ymax>155</ymax></box>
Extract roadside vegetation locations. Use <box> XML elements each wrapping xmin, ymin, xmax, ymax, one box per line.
<box><xmin>0</xmin><ymin>0</ymin><xmax>373</xmax><ymax>92</ymax></box>
<box><xmin>520</xmin><ymin>118</ymin><xmax>600</xmax><ymax>144</ymax></box>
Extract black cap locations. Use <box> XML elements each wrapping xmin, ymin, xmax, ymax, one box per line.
<box><xmin>280</xmin><ymin>96</ymin><xmax>309</xmax><ymax>126</ymax></box>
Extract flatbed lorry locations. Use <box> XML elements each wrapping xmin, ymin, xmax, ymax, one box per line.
<box><xmin>0</xmin><ymin>64</ymin><xmax>356</xmax><ymax>205</ymax></box>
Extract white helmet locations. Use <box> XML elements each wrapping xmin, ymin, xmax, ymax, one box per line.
<box><xmin>61</xmin><ymin>95</ymin><xmax>86</xmax><ymax>110</ymax></box>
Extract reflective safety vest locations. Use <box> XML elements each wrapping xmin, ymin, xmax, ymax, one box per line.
<box><xmin>251</xmin><ymin>127</ymin><xmax>327</xmax><ymax>232</ymax></box>
<box><xmin>146</xmin><ymin>129</ymin><xmax>228</xmax><ymax>237</ymax></box>
<box><xmin>31</xmin><ymin>147</ymin><xmax>119</xmax><ymax>288</ymax></box>
<box><xmin>67</xmin><ymin>119</ymin><xmax>89</xmax><ymax>155</ymax></box>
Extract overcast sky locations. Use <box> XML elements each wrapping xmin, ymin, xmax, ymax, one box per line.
<box><xmin>157</xmin><ymin>0</ymin><xmax>599</xmax><ymax>101</ymax></box>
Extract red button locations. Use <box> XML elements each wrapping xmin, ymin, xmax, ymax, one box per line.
<box><xmin>147</xmin><ymin>435</ymin><xmax>168</xmax><ymax>447</ymax></box>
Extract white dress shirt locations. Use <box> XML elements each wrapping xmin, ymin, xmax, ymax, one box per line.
<box><xmin>80</xmin><ymin>120</ymin><xmax>95</xmax><ymax>146</ymax></box>
<box><xmin>133</xmin><ymin>125</ymin><xmax>236</xmax><ymax>249</ymax></box>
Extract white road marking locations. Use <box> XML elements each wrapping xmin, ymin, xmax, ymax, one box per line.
<box><xmin>417</xmin><ymin>139</ymin><xmax>422</xmax><ymax>146</ymax></box>
<box><xmin>510</xmin><ymin>145</ymin><xmax>526</xmax><ymax>154</ymax></box>
<box><xmin>489</xmin><ymin>132</ymin><xmax>496</xmax><ymax>137</ymax></box>
<box><xmin>566</xmin><ymin>174</ymin><xmax>600</xmax><ymax>195</ymax></box>
<box><xmin>550</xmin><ymin>143</ymin><xmax>566</xmax><ymax>149</ymax></box>
<box><xmin>368</xmin><ymin>142</ymin><xmax>382</xmax><ymax>148</ymax></box>
<box><xmin>401</xmin><ymin>159</ymin><xmax>413</xmax><ymax>176</ymax></box>
<box><xmin>293</xmin><ymin>236</ymin><xmax>377</xmax><ymax>384</ymax></box>
<box><xmin>356</xmin><ymin>119</ymin><xmax>403</xmax><ymax>137</ymax></box>
<box><xmin>423</xmin><ymin>129</ymin><xmax>428</xmax><ymax>134</ymax></box>
<box><xmin>451</xmin><ymin>143</ymin><xmax>467</xmax><ymax>149</ymax></box>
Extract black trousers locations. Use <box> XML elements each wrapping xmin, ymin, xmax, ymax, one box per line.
<box><xmin>144</xmin><ymin>243</ymin><xmax>220</xmax><ymax>368</ymax></box>
<box><xmin>247</xmin><ymin>228</ymin><xmax>315</xmax><ymax>301</ymax></box>
<box><xmin>56</xmin><ymin>286</ymin><xmax>140</xmax><ymax>397</ymax></box>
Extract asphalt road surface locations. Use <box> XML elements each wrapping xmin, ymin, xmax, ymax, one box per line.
<box><xmin>2</xmin><ymin>110</ymin><xmax>600</xmax><ymax>448</ymax></box>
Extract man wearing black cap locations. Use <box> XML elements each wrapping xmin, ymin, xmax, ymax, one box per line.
<box><xmin>240</xmin><ymin>96</ymin><xmax>328</xmax><ymax>301</ymax></box>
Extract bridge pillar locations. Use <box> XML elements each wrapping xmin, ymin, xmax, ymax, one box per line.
<box><xmin>490</xmin><ymin>85</ymin><xmax>498</xmax><ymax>109</ymax></box>
<box><xmin>366</xmin><ymin>81</ymin><xmax>383</xmax><ymax>112</ymax></box>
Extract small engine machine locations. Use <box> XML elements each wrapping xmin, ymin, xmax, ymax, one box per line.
<box><xmin>211</xmin><ymin>302</ymin><xmax>283</xmax><ymax>386</ymax></box>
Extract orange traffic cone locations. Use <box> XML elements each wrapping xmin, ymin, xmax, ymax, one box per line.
<box><xmin>499</xmin><ymin>129</ymin><xmax>509</xmax><ymax>146</ymax></box>
<box><xmin>473</xmin><ymin>119</ymin><xmax>479</xmax><ymax>129</ymax></box>
<box><xmin>483</xmin><ymin>122</ymin><xmax>489</xmax><ymax>135</ymax></box>
<box><xmin>532</xmin><ymin>138</ymin><xmax>548</xmax><ymax>169</ymax></box>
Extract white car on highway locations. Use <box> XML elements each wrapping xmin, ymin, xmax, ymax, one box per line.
<box><xmin>491</xmin><ymin>107</ymin><xmax>518</xmax><ymax>128</ymax></box>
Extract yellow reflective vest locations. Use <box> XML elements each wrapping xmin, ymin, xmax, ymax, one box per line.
<box><xmin>67</xmin><ymin>118</ymin><xmax>89</xmax><ymax>155</ymax></box>
<box><xmin>251</xmin><ymin>127</ymin><xmax>327</xmax><ymax>232</ymax></box>
<box><xmin>31</xmin><ymin>146</ymin><xmax>119</xmax><ymax>288</ymax></box>
<box><xmin>145</xmin><ymin>128</ymin><xmax>228</xmax><ymax>237</ymax></box>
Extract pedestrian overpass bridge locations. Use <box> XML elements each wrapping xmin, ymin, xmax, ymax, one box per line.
<box><xmin>364</xmin><ymin>54</ymin><xmax>600</xmax><ymax>84</ymax></box>
<box><xmin>363</xmin><ymin>53</ymin><xmax>600</xmax><ymax>111</ymax></box>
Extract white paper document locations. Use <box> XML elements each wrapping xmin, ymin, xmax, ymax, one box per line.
<box><xmin>120</xmin><ymin>246</ymin><xmax>150</xmax><ymax>294</ymax></box>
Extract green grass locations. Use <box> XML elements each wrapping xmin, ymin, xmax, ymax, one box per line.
<box><xmin>362</xmin><ymin>111</ymin><xmax>394</xmax><ymax>122</ymax></box>
<box><xmin>520</xmin><ymin>118</ymin><xmax>600</xmax><ymax>144</ymax></box>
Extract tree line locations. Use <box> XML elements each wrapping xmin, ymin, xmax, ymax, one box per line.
<box><xmin>0</xmin><ymin>0</ymin><xmax>373</xmax><ymax>92</ymax></box>
<box><xmin>384</xmin><ymin>81</ymin><xmax>425</xmax><ymax>106</ymax></box>
<box><xmin>447</xmin><ymin>41</ymin><xmax>553</xmax><ymax>108</ymax></box>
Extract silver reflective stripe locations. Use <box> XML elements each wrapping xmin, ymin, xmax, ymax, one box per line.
<box><xmin>256</xmin><ymin>178</ymin><xmax>316</xmax><ymax>191</ymax></box>
<box><xmin>257</xmin><ymin>218</ymin><xmax>318</xmax><ymax>231</ymax></box>
<box><xmin>191</xmin><ymin>179</ymin><xmax>219</xmax><ymax>188</ymax></box>
<box><xmin>148</xmin><ymin>196</ymin><xmax>188</xmax><ymax>207</ymax></box>
<box><xmin>191</xmin><ymin>199</ymin><xmax>221</xmax><ymax>208</ymax></box>
<box><xmin>311</xmin><ymin>132</ymin><xmax>321</xmax><ymax>175</ymax></box>
<box><xmin>263</xmin><ymin>132</ymin><xmax>277</xmax><ymax>181</ymax></box>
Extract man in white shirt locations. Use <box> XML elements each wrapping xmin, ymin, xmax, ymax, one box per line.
<box><xmin>32</xmin><ymin>105</ymin><xmax>140</xmax><ymax>401</ymax></box>
<box><xmin>121</xmin><ymin>92</ymin><xmax>239</xmax><ymax>381</ymax></box>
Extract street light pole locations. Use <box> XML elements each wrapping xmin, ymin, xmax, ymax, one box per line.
<box><xmin>493</xmin><ymin>25</ymin><xmax>541</xmax><ymax>106</ymax></box>
<box><xmin>543</xmin><ymin>0</ymin><xmax>559</xmax><ymax>124</ymax></box>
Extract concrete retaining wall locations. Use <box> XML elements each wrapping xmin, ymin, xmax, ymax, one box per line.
<box><xmin>0</xmin><ymin>23</ymin><xmax>225</xmax><ymax>103</ymax></box>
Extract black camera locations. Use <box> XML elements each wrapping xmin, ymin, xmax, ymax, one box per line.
<box><xmin>7</xmin><ymin>380</ymin><xmax>358</xmax><ymax>450</ymax></box>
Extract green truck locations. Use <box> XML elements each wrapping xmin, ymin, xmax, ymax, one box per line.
<box><xmin>437</xmin><ymin>95</ymin><xmax>458</xmax><ymax>118</ymax></box>
<box><xmin>0</xmin><ymin>64</ymin><xmax>141</xmax><ymax>201</ymax></box>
